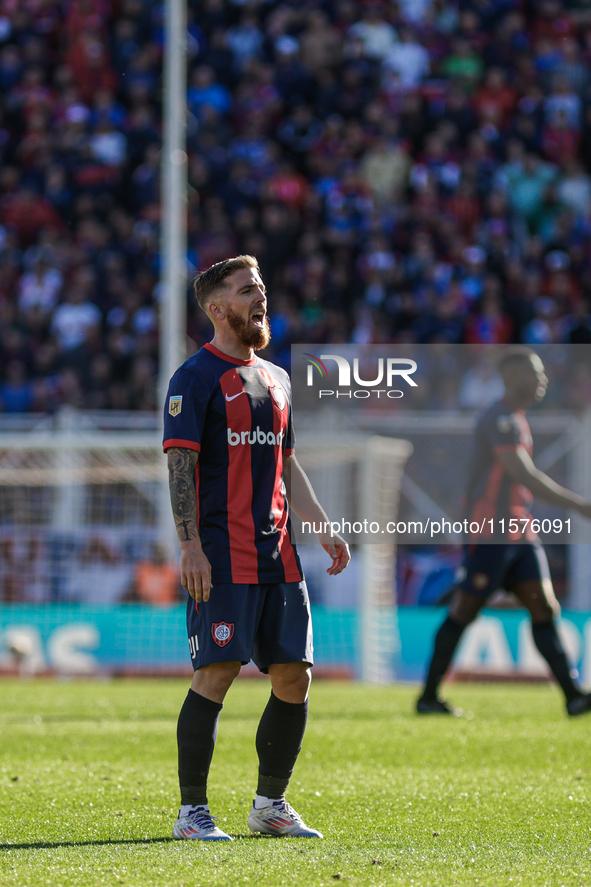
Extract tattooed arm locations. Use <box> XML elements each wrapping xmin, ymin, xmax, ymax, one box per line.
<box><xmin>167</xmin><ymin>447</ymin><xmax>212</xmax><ymax>602</ymax></box>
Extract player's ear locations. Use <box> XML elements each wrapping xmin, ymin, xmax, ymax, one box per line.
<box><xmin>208</xmin><ymin>299</ymin><xmax>225</xmax><ymax>320</ymax></box>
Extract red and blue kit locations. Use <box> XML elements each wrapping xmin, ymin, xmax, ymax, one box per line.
<box><xmin>163</xmin><ymin>343</ymin><xmax>303</xmax><ymax>585</ymax></box>
<box><xmin>461</xmin><ymin>399</ymin><xmax>547</xmax><ymax>598</ymax></box>
<box><xmin>466</xmin><ymin>399</ymin><xmax>535</xmax><ymax>543</ymax></box>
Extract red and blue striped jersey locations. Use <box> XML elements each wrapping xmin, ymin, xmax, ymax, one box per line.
<box><xmin>163</xmin><ymin>343</ymin><xmax>303</xmax><ymax>584</ymax></box>
<box><xmin>465</xmin><ymin>399</ymin><xmax>535</xmax><ymax>541</ymax></box>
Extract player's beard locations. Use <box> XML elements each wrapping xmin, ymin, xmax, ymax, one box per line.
<box><xmin>226</xmin><ymin>307</ymin><xmax>271</xmax><ymax>350</ymax></box>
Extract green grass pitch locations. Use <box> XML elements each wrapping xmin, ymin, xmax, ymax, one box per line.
<box><xmin>1</xmin><ymin>678</ymin><xmax>591</xmax><ymax>887</ymax></box>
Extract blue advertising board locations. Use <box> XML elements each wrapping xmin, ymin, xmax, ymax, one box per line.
<box><xmin>1</xmin><ymin>605</ymin><xmax>591</xmax><ymax>683</ymax></box>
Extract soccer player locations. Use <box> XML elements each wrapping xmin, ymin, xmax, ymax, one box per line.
<box><xmin>163</xmin><ymin>255</ymin><xmax>350</xmax><ymax>841</ymax></box>
<box><xmin>417</xmin><ymin>347</ymin><xmax>591</xmax><ymax>717</ymax></box>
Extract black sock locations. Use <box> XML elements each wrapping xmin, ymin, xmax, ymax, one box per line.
<box><xmin>177</xmin><ymin>689</ymin><xmax>223</xmax><ymax>806</ymax></box>
<box><xmin>422</xmin><ymin>616</ymin><xmax>466</xmax><ymax>700</ymax></box>
<box><xmin>256</xmin><ymin>693</ymin><xmax>308</xmax><ymax>799</ymax></box>
<box><xmin>532</xmin><ymin>621</ymin><xmax>581</xmax><ymax>702</ymax></box>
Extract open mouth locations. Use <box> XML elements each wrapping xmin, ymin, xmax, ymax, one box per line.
<box><xmin>250</xmin><ymin>310</ymin><xmax>265</xmax><ymax>328</ymax></box>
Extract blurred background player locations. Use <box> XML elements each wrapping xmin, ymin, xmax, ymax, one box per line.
<box><xmin>163</xmin><ymin>255</ymin><xmax>350</xmax><ymax>840</ymax></box>
<box><xmin>417</xmin><ymin>347</ymin><xmax>591</xmax><ymax>717</ymax></box>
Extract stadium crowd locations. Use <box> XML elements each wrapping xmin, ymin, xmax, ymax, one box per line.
<box><xmin>1</xmin><ymin>0</ymin><xmax>591</xmax><ymax>414</ymax></box>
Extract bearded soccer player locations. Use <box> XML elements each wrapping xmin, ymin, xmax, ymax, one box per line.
<box><xmin>417</xmin><ymin>347</ymin><xmax>591</xmax><ymax>717</ymax></box>
<box><xmin>163</xmin><ymin>255</ymin><xmax>350</xmax><ymax>841</ymax></box>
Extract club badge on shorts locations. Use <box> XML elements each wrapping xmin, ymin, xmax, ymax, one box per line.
<box><xmin>211</xmin><ymin>622</ymin><xmax>235</xmax><ymax>647</ymax></box>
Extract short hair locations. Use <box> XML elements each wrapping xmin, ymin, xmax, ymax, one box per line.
<box><xmin>193</xmin><ymin>255</ymin><xmax>260</xmax><ymax>309</ymax></box>
<box><xmin>497</xmin><ymin>346</ymin><xmax>538</xmax><ymax>376</ymax></box>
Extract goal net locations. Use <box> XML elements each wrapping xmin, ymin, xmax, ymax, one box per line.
<box><xmin>0</xmin><ymin>429</ymin><xmax>189</xmax><ymax>675</ymax></box>
<box><xmin>0</xmin><ymin>424</ymin><xmax>411</xmax><ymax>681</ymax></box>
<box><xmin>0</xmin><ymin>435</ymin><xmax>166</xmax><ymax>590</ymax></box>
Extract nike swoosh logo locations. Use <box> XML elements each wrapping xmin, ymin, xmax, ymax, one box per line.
<box><xmin>225</xmin><ymin>391</ymin><xmax>245</xmax><ymax>402</ymax></box>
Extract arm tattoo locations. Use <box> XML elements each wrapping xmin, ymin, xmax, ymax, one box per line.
<box><xmin>167</xmin><ymin>447</ymin><xmax>199</xmax><ymax>544</ymax></box>
<box><xmin>179</xmin><ymin>519</ymin><xmax>192</xmax><ymax>541</ymax></box>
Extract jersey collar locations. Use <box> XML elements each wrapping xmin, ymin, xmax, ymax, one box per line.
<box><xmin>203</xmin><ymin>342</ymin><xmax>258</xmax><ymax>366</ymax></box>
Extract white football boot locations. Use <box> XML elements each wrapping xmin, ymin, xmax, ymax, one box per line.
<box><xmin>173</xmin><ymin>805</ymin><xmax>232</xmax><ymax>841</ymax></box>
<box><xmin>247</xmin><ymin>799</ymin><xmax>323</xmax><ymax>838</ymax></box>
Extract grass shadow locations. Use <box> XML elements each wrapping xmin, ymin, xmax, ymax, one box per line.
<box><xmin>0</xmin><ymin>834</ymin><xmax>260</xmax><ymax>850</ymax></box>
<box><xmin>0</xmin><ymin>837</ymin><xmax>175</xmax><ymax>851</ymax></box>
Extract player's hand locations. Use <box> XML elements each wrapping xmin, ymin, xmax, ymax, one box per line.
<box><xmin>319</xmin><ymin>532</ymin><xmax>351</xmax><ymax>575</ymax></box>
<box><xmin>180</xmin><ymin>542</ymin><xmax>212</xmax><ymax>602</ymax></box>
<box><xmin>576</xmin><ymin>501</ymin><xmax>591</xmax><ymax>520</ymax></box>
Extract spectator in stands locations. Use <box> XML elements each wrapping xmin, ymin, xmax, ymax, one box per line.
<box><xmin>187</xmin><ymin>65</ymin><xmax>232</xmax><ymax>119</ymax></box>
<box><xmin>1</xmin><ymin>184</ymin><xmax>62</xmax><ymax>245</ymax></box>
<box><xmin>359</xmin><ymin>133</ymin><xmax>411</xmax><ymax>203</ymax></box>
<box><xmin>225</xmin><ymin>10</ymin><xmax>264</xmax><ymax>73</ymax></box>
<box><xmin>1</xmin><ymin>0</ymin><xmax>591</xmax><ymax>416</ymax></box>
<box><xmin>300</xmin><ymin>10</ymin><xmax>343</xmax><ymax>74</ymax></box>
<box><xmin>349</xmin><ymin>3</ymin><xmax>398</xmax><ymax>62</ymax></box>
<box><xmin>51</xmin><ymin>279</ymin><xmax>102</xmax><ymax>353</ymax></box>
<box><xmin>17</xmin><ymin>248</ymin><xmax>62</xmax><ymax>319</ymax></box>
<box><xmin>64</xmin><ymin>537</ymin><xmax>132</xmax><ymax>605</ymax></box>
<box><xmin>465</xmin><ymin>292</ymin><xmax>513</xmax><ymax>345</ymax></box>
<box><xmin>0</xmin><ymin>359</ymin><xmax>34</xmax><ymax>412</ymax></box>
<box><xmin>382</xmin><ymin>26</ymin><xmax>430</xmax><ymax>90</ymax></box>
<box><xmin>131</xmin><ymin>544</ymin><xmax>181</xmax><ymax>606</ymax></box>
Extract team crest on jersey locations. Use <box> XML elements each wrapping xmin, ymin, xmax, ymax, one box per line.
<box><xmin>169</xmin><ymin>395</ymin><xmax>182</xmax><ymax>417</ymax></box>
<box><xmin>211</xmin><ymin>622</ymin><xmax>235</xmax><ymax>647</ymax></box>
<box><xmin>497</xmin><ymin>415</ymin><xmax>514</xmax><ymax>433</ymax></box>
<box><xmin>270</xmin><ymin>384</ymin><xmax>286</xmax><ymax>410</ymax></box>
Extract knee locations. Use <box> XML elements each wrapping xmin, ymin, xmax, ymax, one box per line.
<box><xmin>448</xmin><ymin>590</ymin><xmax>483</xmax><ymax>627</ymax></box>
<box><xmin>212</xmin><ymin>661</ymin><xmax>242</xmax><ymax>690</ymax></box>
<box><xmin>530</xmin><ymin>581</ymin><xmax>560</xmax><ymax>623</ymax></box>
<box><xmin>453</xmin><ymin>611</ymin><xmax>476</xmax><ymax>628</ymax></box>
<box><xmin>449</xmin><ymin>602</ymin><xmax>478</xmax><ymax>627</ymax></box>
<box><xmin>270</xmin><ymin>664</ymin><xmax>311</xmax><ymax>703</ymax></box>
<box><xmin>290</xmin><ymin>667</ymin><xmax>312</xmax><ymax>698</ymax></box>
<box><xmin>531</xmin><ymin>601</ymin><xmax>560</xmax><ymax>624</ymax></box>
<box><xmin>192</xmin><ymin>661</ymin><xmax>241</xmax><ymax>701</ymax></box>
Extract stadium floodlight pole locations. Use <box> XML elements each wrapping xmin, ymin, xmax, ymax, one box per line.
<box><xmin>159</xmin><ymin>0</ymin><xmax>187</xmax><ymax>557</ymax></box>
<box><xmin>159</xmin><ymin>0</ymin><xmax>187</xmax><ymax>403</ymax></box>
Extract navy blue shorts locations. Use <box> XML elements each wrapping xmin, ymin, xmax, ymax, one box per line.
<box><xmin>186</xmin><ymin>581</ymin><xmax>314</xmax><ymax>673</ymax></box>
<box><xmin>458</xmin><ymin>542</ymin><xmax>550</xmax><ymax>598</ymax></box>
